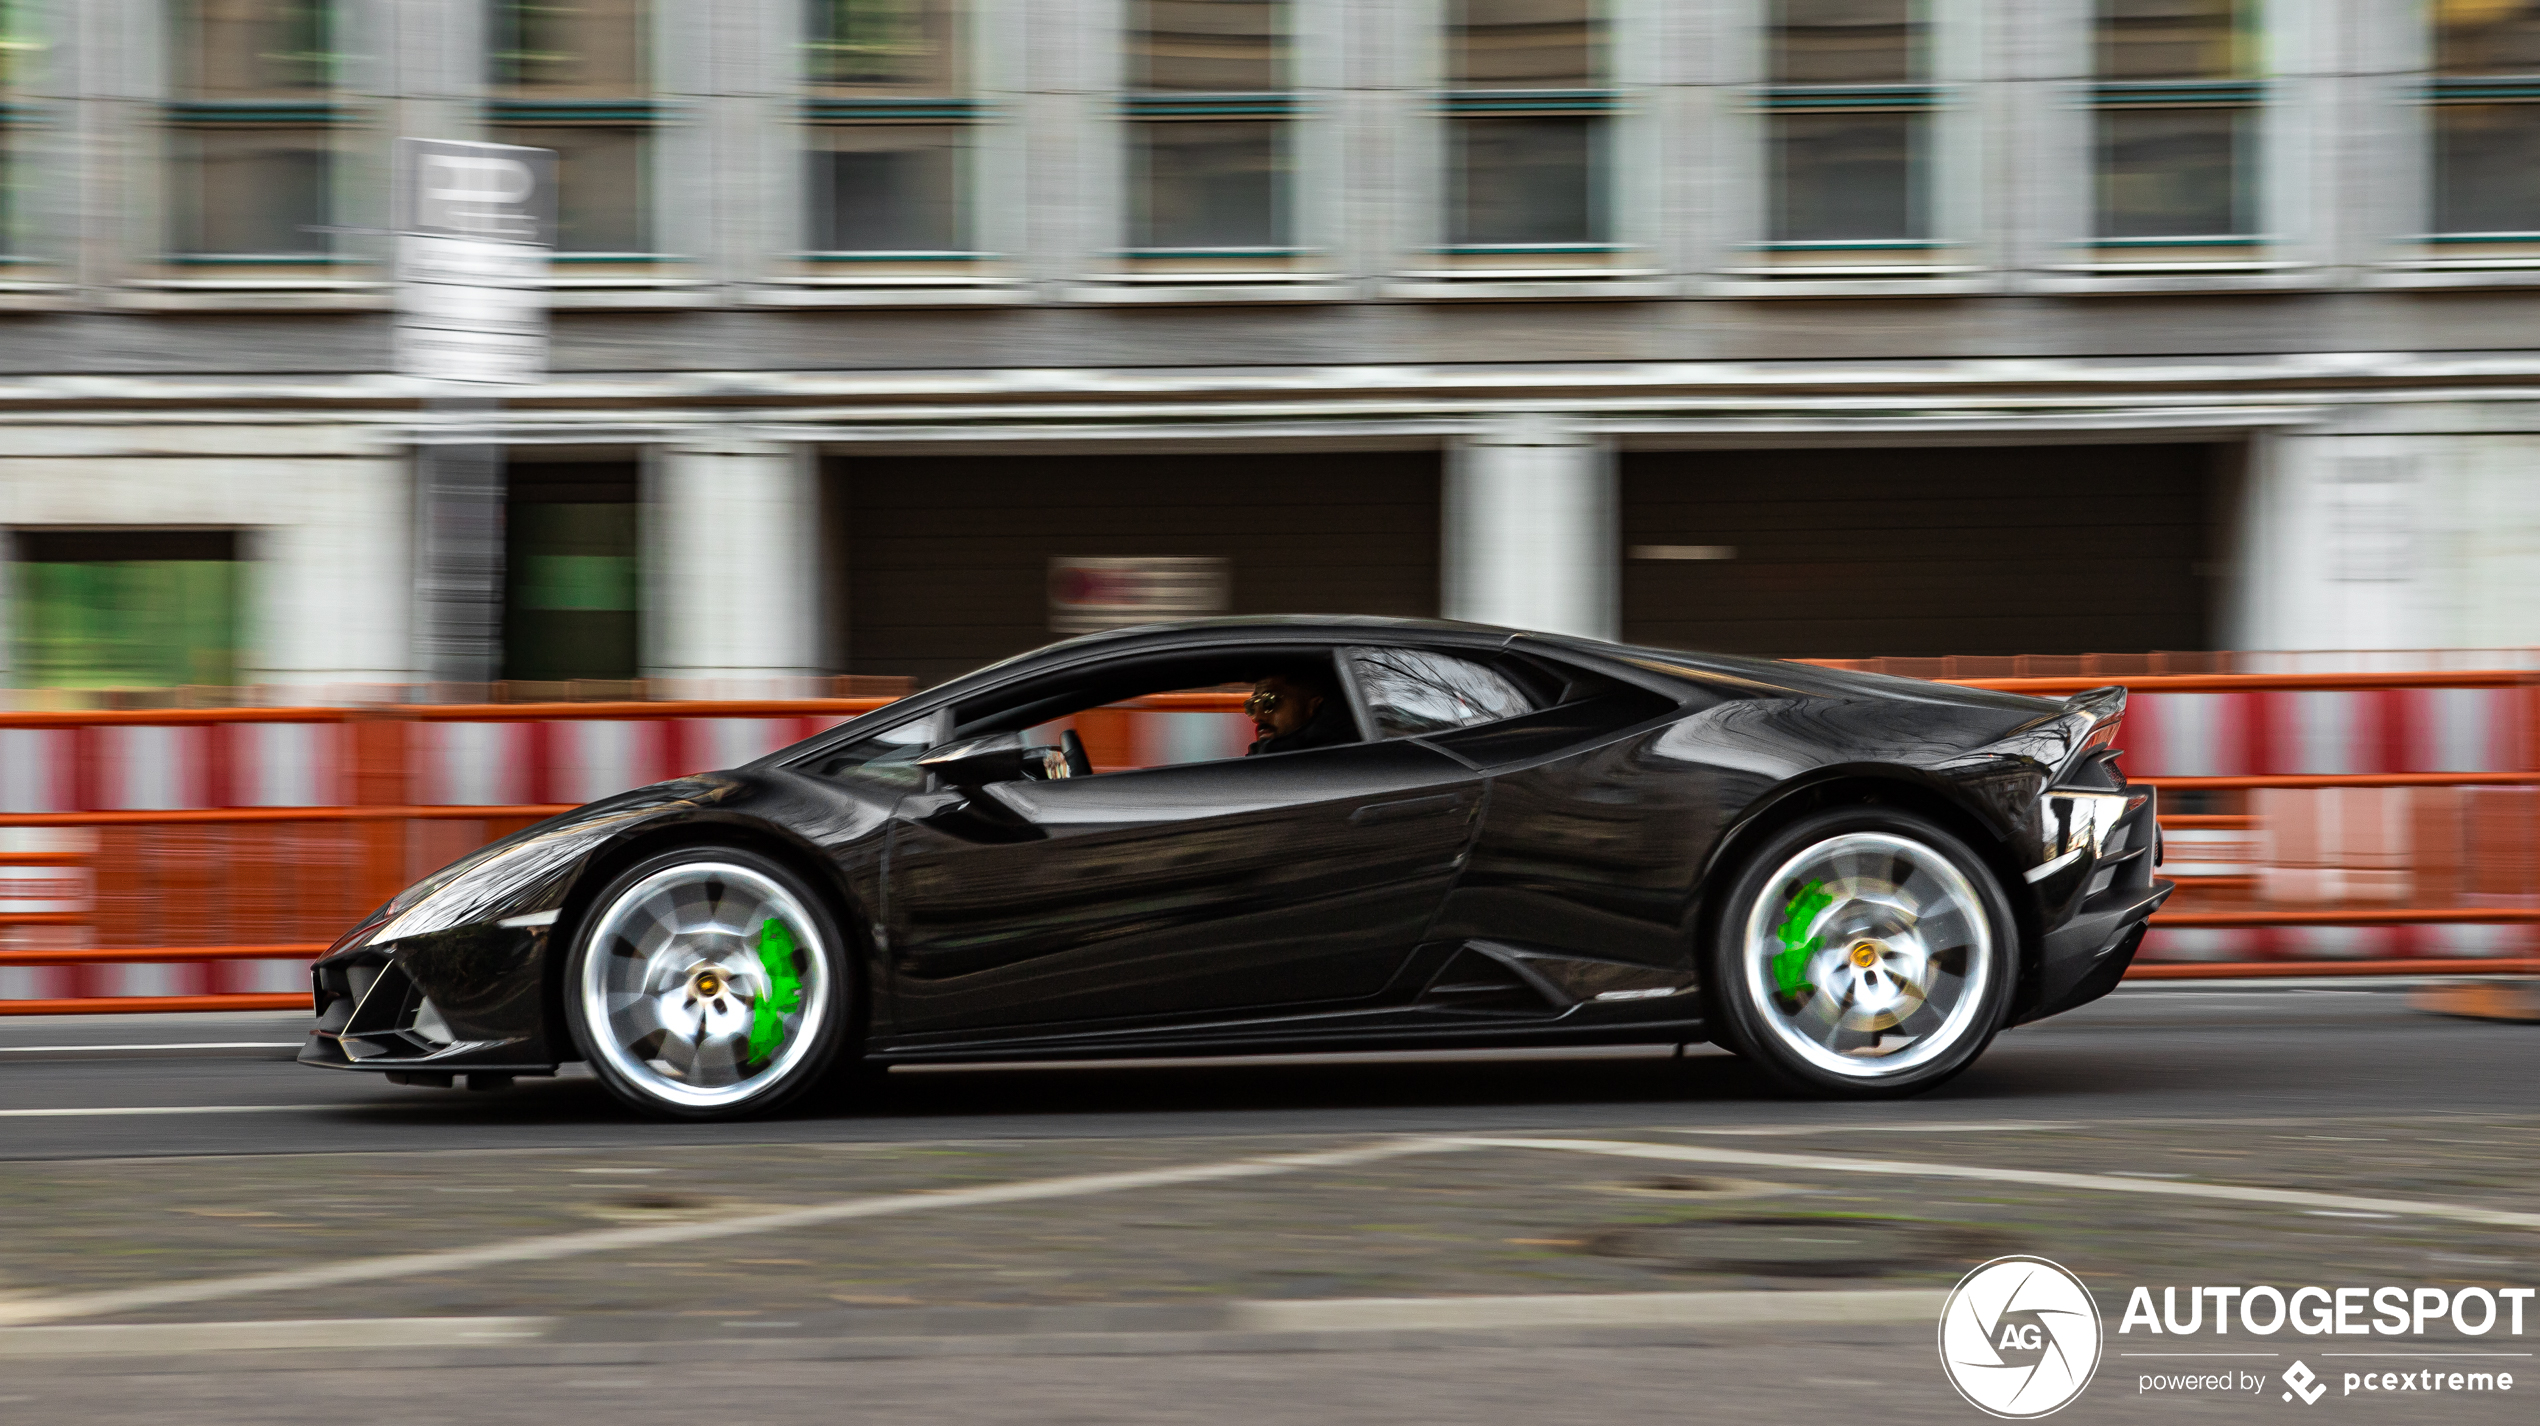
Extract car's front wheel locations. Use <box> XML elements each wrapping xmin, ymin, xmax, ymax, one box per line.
<box><xmin>563</xmin><ymin>846</ymin><xmax>852</xmax><ymax>1120</ymax></box>
<box><xmin>1707</xmin><ymin>807</ymin><xmax>2014</xmax><ymax>1098</ymax></box>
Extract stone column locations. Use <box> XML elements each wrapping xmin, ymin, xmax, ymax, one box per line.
<box><xmin>647</xmin><ymin>440</ymin><xmax>822</xmax><ymax>697</ymax></box>
<box><xmin>1442</xmin><ymin>415</ymin><xmax>1618</xmax><ymax>640</ymax></box>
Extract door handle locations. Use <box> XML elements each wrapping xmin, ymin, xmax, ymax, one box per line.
<box><xmin>1349</xmin><ymin>793</ymin><xmax>1466</xmax><ymax>826</ymax></box>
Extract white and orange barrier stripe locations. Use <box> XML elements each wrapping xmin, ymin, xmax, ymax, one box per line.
<box><xmin>5</xmin><ymin>670</ymin><xmax>2540</xmax><ymax>1013</ymax></box>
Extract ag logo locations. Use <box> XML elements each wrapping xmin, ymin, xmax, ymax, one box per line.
<box><xmin>1939</xmin><ymin>1255</ymin><xmax>2104</xmax><ymax>1418</ymax></box>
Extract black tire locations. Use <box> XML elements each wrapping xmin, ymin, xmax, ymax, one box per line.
<box><xmin>1705</xmin><ymin>805</ymin><xmax>2016</xmax><ymax>1099</ymax></box>
<box><xmin>563</xmin><ymin>845</ymin><xmax>855</xmax><ymax>1121</ymax></box>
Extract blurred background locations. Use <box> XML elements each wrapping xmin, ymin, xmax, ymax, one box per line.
<box><xmin>1</xmin><ymin>0</ymin><xmax>2539</xmax><ymax>997</ymax></box>
<box><xmin>0</xmin><ymin>0</ymin><xmax>2533</xmax><ymax>698</ymax></box>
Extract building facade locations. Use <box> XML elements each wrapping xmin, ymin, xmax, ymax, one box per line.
<box><xmin>2</xmin><ymin>0</ymin><xmax>2539</xmax><ymax>700</ymax></box>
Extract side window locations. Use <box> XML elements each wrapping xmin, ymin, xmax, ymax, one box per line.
<box><xmin>1348</xmin><ymin>648</ymin><xmax>1534</xmax><ymax>738</ymax></box>
<box><xmin>799</xmin><ymin>709</ymin><xmax>948</xmax><ymax>776</ymax></box>
<box><xmin>1029</xmin><ymin>685</ymin><xmax>1256</xmax><ymax>774</ymax></box>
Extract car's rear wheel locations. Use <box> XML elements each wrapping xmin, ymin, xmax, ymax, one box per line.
<box><xmin>564</xmin><ymin>847</ymin><xmax>851</xmax><ymax>1121</ymax></box>
<box><xmin>1707</xmin><ymin>807</ymin><xmax>2013</xmax><ymax>1098</ymax></box>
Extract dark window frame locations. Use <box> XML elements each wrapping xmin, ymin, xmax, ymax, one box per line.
<box><xmin>486</xmin><ymin>0</ymin><xmax>657</xmax><ymax>259</ymax></box>
<box><xmin>2429</xmin><ymin>1</ymin><xmax>2540</xmax><ymax>240</ymax></box>
<box><xmin>1758</xmin><ymin>0</ymin><xmax>1936</xmax><ymax>251</ymax></box>
<box><xmin>2088</xmin><ymin>0</ymin><xmax>2264</xmax><ymax>247</ymax></box>
<box><xmin>800</xmin><ymin>1</ymin><xmax>978</xmax><ymax>259</ymax></box>
<box><xmin>1123</xmin><ymin>1</ymin><xmax>1295</xmax><ymax>259</ymax></box>
<box><xmin>162</xmin><ymin>1</ymin><xmax>346</xmax><ymax>264</ymax></box>
<box><xmin>1439</xmin><ymin>0</ymin><xmax>1615</xmax><ymax>257</ymax></box>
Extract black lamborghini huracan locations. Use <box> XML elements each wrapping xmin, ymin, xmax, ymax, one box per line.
<box><xmin>302</xmin><ymin>617</ymin><xmax>2170</xmax><ymax>1118</ymax></box>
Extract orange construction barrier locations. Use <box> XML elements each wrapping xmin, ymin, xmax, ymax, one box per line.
<box><xmin>5</xmin><ymin>669</ymin><xmax>2540</xmax><ymax>1015</ymax></box>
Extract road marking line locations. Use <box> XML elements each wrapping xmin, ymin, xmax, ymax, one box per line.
<box><xmin>1451</xmin><ymin>1137</ymin><xmax>2540</xmax><ymax>1231</ymax></box>
<box><xmin>0</xmin><ymin>1105</ymin><xmax>332</xmax><ymax>1119</ymax></box>
<box><xmin>1661</xmin><ymin>1121</ymin><xmax>2083</xmax><ymax>1137</ymax></box>
<box><xmin>0</xmin><ymin>1136</ymin><xmax>1461</xmax><ymax>1327</ymax></box>
<box><xmin>0</xmin><ymin>1291</ymin><xmax>1958</xmax><ymax>1356</ymax></box>
<box><xmin>0</xmin><ymin>1316</ymin><xmax>552</xmax><ymax>1357</ymax></box>
<box><xmin>1230</xmin><ymin>1288</ymin><xmax>1943</xmax><ymax>1333</ymax></box>
<box><xmin>12</xmin><ymin>1131</ymin><xmax>2526</xmax><ymax>1333</ymax></box>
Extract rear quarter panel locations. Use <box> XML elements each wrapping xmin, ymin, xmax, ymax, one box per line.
<box><xmin>1428</xmin><ymin>690</ymin><xmax>2055</xmax><ymax>977</ymax></box>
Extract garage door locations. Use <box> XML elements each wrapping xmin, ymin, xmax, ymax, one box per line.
<box><xmin>1620</xmin><ymin>443</ymin><xmax>2220</xmax><ymax>659</ymax></box>
<box><xmin>835</xmin><ymin>452</ymin><xmax>1441</xmax><ymax>686</ymax></box>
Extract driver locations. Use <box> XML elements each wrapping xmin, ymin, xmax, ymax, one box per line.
<box><xmin>1245</xmin><ymin>664</ymin><xmax>1354</xmax><ymax>756</ymax></box>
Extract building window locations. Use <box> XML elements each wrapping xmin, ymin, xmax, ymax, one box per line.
<box><xmin>503</xmin><ymin>465</ymin><xmax>638</xmax><ymax>686</ymax></box>
<box><xmin>0</xmin><ymin>0</ymin><xmax>36</xmax><ymax>259</ymax></box>
<box><xmin>1764</xmin><ymin>1</ymin><xmax>1930</xmax><ymax>248</ymax></box>
<box><xmin>1125</xmin><ymin>1</ymin><xmax>1289</xmax><ymax>255</ymax></box>
<box><xmin>488</xmin><ymin>0</ymin><xmax>653</xmax><ymax>256</ymax></box>
<box><xmin>2432</xmin><ymin>0</ymin><xmax>2540</xmax><ymax>238</ymax></box>
<box><xmin>12</xmin><ymin>531</ymin><xmax>242</xmax><ymax>694</ymax></box>
<box><xmin>1443</xmin><ymin>0</ymin><xmax>1611</xmax><ymax>252</ymax></box>
<box><xmin>2092</xmin><ymin>0</ymin><xmax>2260</xmax><ymax>245</ymax></box>
<box><xmin>803</xmin><ymin>0</ymin><xmax>972</xmax><ymax>257</ymax></box>
<box><xmin>164</xmin><ymin>2</ymin><xmax>339</xmax><ymax>262</ymax></box>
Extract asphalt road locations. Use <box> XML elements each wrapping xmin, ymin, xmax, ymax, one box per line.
<box><xmin>2</xmin><ymin>984</ymin><xmax>2532</xmax><ymax>1426</ymax></box>
<box><xmin>0</xmin><ymin>983</ymin><xmax>2528</xmax><ymax>1161</ymax></box>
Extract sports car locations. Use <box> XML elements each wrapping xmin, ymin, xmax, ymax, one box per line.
<box><xmin>301</xmin><ymin>617</ymin><xmax>2172</xmax><ymax>1119</ymax></box>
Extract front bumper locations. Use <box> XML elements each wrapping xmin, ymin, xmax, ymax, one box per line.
<box><xmin>2018</xmin><ymin>787</ymin><xmax>2173</xmax><ymax>1025</ymax></box>
<box><xmin>299</xmin><ymin>920</ymin><xmax>561</xmax><ymax>1075</ymax></box>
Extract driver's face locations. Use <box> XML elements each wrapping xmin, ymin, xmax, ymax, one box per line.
<box><xmin>1249</xmin><ymin>677</ymin><xmax>1321</xmax><ymax>740</ymax></box>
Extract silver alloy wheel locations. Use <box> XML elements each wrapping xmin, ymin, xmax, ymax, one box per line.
<box><xmin>1738</xmin><ymin>831</ymin><xmax>1996</xmax><ymax>1081</ymax></box>
<box><xmin>576</xmin><ymin>860</ymin><xmax>830</xmax><ymax>1111</ymax></box>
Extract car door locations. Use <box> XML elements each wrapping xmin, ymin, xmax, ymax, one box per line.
<box><xmin>883</xmin><ymin>735</ymin><xmax>1482</xmax><ymax>1035</ymax></box>
<box><xmin>1413</xmin><ymin>661</ymin><xmax>1710</xmax><ymax>976</ymax></box>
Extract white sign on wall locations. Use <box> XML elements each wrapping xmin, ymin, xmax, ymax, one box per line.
<box><xmin>1049</xmin><ymin>557</ymin><xmax>1230</xmax><ymax>634</ymax></box>
<box><xmin>393</xmin><ymin>138</ymin><xmax>556</xmax><ymax>387</ymax></box>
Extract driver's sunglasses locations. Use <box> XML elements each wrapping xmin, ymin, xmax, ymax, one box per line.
<box><xmin>1243</xmin><ymin>691</ymin><xmax>1280</xmax><ymax>719</ymax></box>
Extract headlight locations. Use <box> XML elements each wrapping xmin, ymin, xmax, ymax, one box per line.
<box><xmin>367</xmin><ymin>817</ymin><xmax>622</xmax><ymax>945</ymax></box>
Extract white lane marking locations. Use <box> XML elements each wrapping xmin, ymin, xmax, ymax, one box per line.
<box><xmin>0</xmin><ymin>1044</ymin><xmax>300</xmax><ymax>1056</ymax></box>
<box><xmin>1451</xmin><ymin>1137</ymin><xmax>2540</xmax><ymax>1231</ymax></box>
<box><xmin>1231</xmin><ymin>1288</ymin><xmax>1943</xmax><ymax>1333</ymax></box>
<box><xmin>6</xmin><ymin>1130</ymin><xmax>2530</xmax><ymax>1337</ymax></box>
<box><xmin>0</xmin><ymin>1105</ymin><xmax>332</xmax><ymax>1119</ymax></box>
<box><xmin>0</xmin><ymin>1291</ymin><xmax>1956</xmax><ymax>1357</ymax></box>
<box><xmin>1663</xmin><ymin>1121</ymin><xmax>2083</xmax><ymax>1137</ymax></box>
<box><xmin>0</xmin><ymin>1136</ymin><xmax>1461</xmax><ymax>1327</ymax></box>
<box><xmin>0</xmin><ymin>1316</ymin><xmax>552</xmax><ymax>1357</ymax></box>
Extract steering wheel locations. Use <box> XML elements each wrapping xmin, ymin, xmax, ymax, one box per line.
<box><xmin>1059</xmin><ymin>728</ymin><xmax>1093</xmax><ymax>778</ymax></box>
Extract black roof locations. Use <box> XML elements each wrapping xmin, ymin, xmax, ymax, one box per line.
<box><xmin>827</xmin><ymin>616</ymin><xmax>2058</xmax><ymax>742</ymax></box>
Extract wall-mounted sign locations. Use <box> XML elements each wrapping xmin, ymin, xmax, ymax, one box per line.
<box><xmin>393</xmin><ymin>137</ymin><xmax>556</xmax><ymax>387</ymax></box>
<box><xmin>1049</xmin><ymin>557</ymin><xmax>1229</xmax><ymax>634</ymax></box>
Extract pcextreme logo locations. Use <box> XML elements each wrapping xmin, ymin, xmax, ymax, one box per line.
<box><xmin>1940</xmin><ymin>1256</ymin><xmax>2105</xmax><ymax>1419</ymax></box>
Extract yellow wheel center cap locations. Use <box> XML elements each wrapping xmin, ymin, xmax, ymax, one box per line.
<box><xmin>695</xmin><ymin>972</ymin><xmax>723</xmax><ymax>997</ymax></box>
<box><xmin>1849</xmin><ymin>942</ymin><xmax>1882</xmax><ymax>969</ymax></box>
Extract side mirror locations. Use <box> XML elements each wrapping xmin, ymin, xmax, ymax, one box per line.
<box><xmin>915</xmin><ymin>733</ymin><xmax>1070</xmax><ymax>793</ymax></box>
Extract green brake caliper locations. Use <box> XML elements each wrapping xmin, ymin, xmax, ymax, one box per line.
<box><xmin>746</xmin><ymin>917</ymin><xmax>806</xmax><ymax>1068</ymax></box>
<box><xmin>1770</xmin><ymin>880</ymin><xmax>1832</xmax><ymax>1003</ymax></box>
